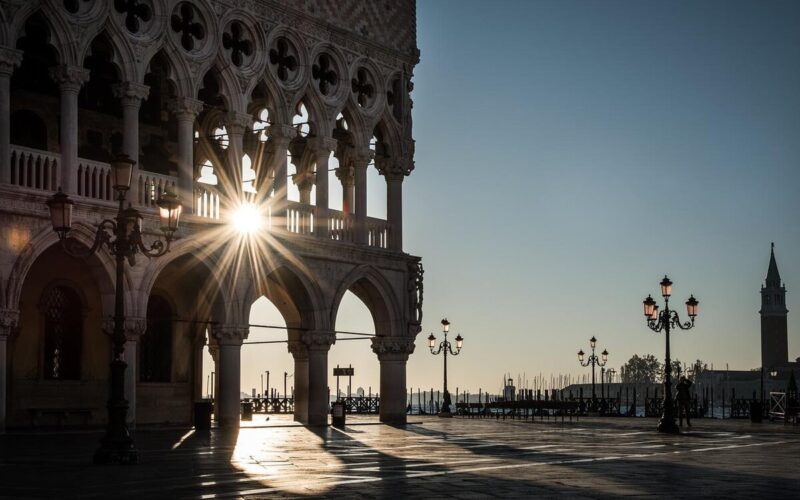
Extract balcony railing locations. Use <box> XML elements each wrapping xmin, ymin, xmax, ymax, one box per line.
<box><xmin>10</xmin><ymin>146</ymin><xmax>59</xmax><ymax>192</ymax></box>
<box><xmin>9</xmin><ymin>145</ymin><xmax>392</xmax><ymax>251</ymax></box>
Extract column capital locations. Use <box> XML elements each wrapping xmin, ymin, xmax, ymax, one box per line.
<box><xmin>225</xmin><ymin>111</ymin><xmax>253</xmax><ymax>135</ymax></box>
<box><xmin>113</xmin><ymin>81</ymin><xmax>150</xmax><ymax>107</ymax></box>
<box><xmin>305</xmin><ymin>136</ymin><xmax>337</xmax><ymax>157</ymax></box>
<box><xmin>301</xmin><ymin>330</ymin><xmax>336</xmax><ymax>352</ymax></box>
<box><xmin>102</xmin><ymin>317</ymin><xmax>147</xmax><ymax>341</ymax></box>
<box><xmin>377</xmin><ymin>156</ymin><xmax>414</xmax><ymax>181</ymax></box>
<box><xmin>335</xmin><ymin>164</ymin><xmax>354</xmax><ymax>186</ymax></box>
<box><xmin>169</xmin><ymin>96</ymin><xmax>204</xmax><ymax>120</ymax></box>
<box><xmin>0</xmin><ymin>47</ymin><xmax>22</xmax><ymax>77</ymax></box>
<box><xmin>49</xmin><ymin>65</ymin><xmax>90</xmax><ymax>92</ymax></box>
<box><xmin>287</xmin><ymin>339</ymin><xmax>309</xmax><ymax>360</ymax></box>
<box><xmin>268</xmin><ymin>124</ymin><xmax>297</xmax><ymax>143</ymax></box>
<box><xmin>350</xmin><ymin>147</ymin><xmax>374</xmax><ymax>169</ymax></box>
<box><xmin>371</xmin><ymin>336</ymin><xmax>415</xmax><ymax>362</ymax></box>
<box><xmin>0</xmin><ymin>309</ymin><xmax>19</xmax><ymax>339</ymax></box>
<box><xmin>212</xmin><ymin>324</ymin><xmax>250</xmax><ymax>346</ymax></box>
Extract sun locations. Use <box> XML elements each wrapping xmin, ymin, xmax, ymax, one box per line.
<box><xmin>231</xmin><ymin>202</ymin><xmax>263</xmax><ymax>234</ymax></box>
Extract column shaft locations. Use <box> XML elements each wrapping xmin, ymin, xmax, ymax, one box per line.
<box><xmin>314</xmin><ymin>151</ymin><xmax>330</xmax><ymax>238</ymax></box>
<box><xmin>292</xmin><ymin>354</ymin><xmax>309</xmax><ymax>423</ymax></box>
<box><xmin>51</xmin><ymin>66</ymin><xmax>89</xmax><ymax>194</ymax></box>
<box><xmin>307</xmin><ymin>348</ymin><xmax>329</xmax><ymax>425</ymax></box>
<box><xmin>0</xmin><ymin>310</ymin><xmax>19</xmax><ymax>432</ymax></box>
<box><xmin>0</xmin><ymin>49</ymin><xmax>20</xmax><ymax>185</ymax></box>
<box><xmin>387</xmin><ymin>177</ymin><xmax>403</xmax><ymax>251</ymax></box>
<box><xmin>379</xmin><ymin>359</ymin><xmax>408</xmax><ymax>424</ymax></box>
<box><xmin>114</xmin><ymin>82</ymin><xmax>149</xmax><ymax>205</ymax></box>
<box><xmin>354</xmin><ymin>163</ymin><xmax>368</xmax><ymax>245</ymax></box>
<box><xmin>218</xmin><ymin>343</ymin><xmax>242</xmax><ymax>428</ymax></box>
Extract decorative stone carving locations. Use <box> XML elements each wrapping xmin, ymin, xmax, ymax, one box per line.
<box><xmin>371</xmin><ymin>336</ymin><xmax>415</xmax><ymax>361</ymax></box>
<box><xmin>0</xmin><ymin>309</ymin><xmax>19</xmax><ymax>339</ymax></box>
<box><xmin>351</xmin><ymin>67</ymin><xmax>375</xmax><ymax>108</ymax></box>
<box><xmin>269</xmin><ymin>37</ymin><xmax>298</xmax><ymax>82</ymax></box>
<box><xmin>222</xmin><ymin>20</ymin><xmax>254</xmax><ymax>67</ymax></box>
<box><xmin>312</xmin><ymin>53</ymin><xmax>338</xmax><ymax>96</ymax></box>
<box><xmin>300</xmin><ymin>330</ymin><xmax>336</xmax><ymax>351</ymax></box>
<box><xmin>112</xmin><ymin>81</ymin><xmax>150</xmax><ymax>107</ymax></box>
<box><xmin>102</xmin><ymin>316</ymin><xmax>146</xmax><ymax>341</ymax></box>
<box><xmin>168</xmin><ymin>96</ymin><xmax>204</xmax><ymax>121</ymax></box>
<box><xmin>211</xmin><ymin>324</ymin><xmax>250</xmax><ymax>346</ymax></box>
<box><xmin>49</xmin><ymin>65</ymin><xmax>90</xmax><ymax>92</ymax></box>
<box><xmin>114</xmin><ymin>0</ymin><xmax>153</xmax><ymax>35</ymax></box>
<box><xmin>171</xmin><ymin>2</ymin><xmax>206</xmax><ymax>52</ymax></box>
<box><xmin>0</xmin><ymin>47</ymin><xmax>22</xmax><ymax>77</ymax></box>
<box><xmin>408</xmin><ymin>260</ymin><xmax>423</xmax><ymax>326</ymax></box>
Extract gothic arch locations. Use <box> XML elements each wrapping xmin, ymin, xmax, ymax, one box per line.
<box><xmin>80</xmin><ymin>29</ymin><xmax>135</xmax><ymax>84</ymax></box>
<box><xmin>5</xmin><ymin>222</ymin><xmax>120</xmax><ymax>318</ymax></box>
<box><xmin>11</xmin><ymin>7</ymin><xmax>72</xmax><ymax>66</ymax></box>
<box><xmin>137</xmin><ymin>237</ymin><xmax>231</xmax><ymax>322</ymax></box>
<box><xmin>330</xmin><ymin>264</ymin><xmax>402</xmax><ymax>338</ymax></box>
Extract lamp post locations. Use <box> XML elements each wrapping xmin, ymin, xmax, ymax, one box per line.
<box><xmin>642</xmin><ymin>275</ymin><xmax>699</xmax><ymax>434</ymax></box>
<box><xmin>577</xmin><ymin>336</ymin><xmax>608</xmax><ymax>409</ymax></box>
<box><xmin>46</xmin><ymin>155</ymin><xmax>182</xmax><ymax>464</ymax></box>
<box><xmin>428</xmin><ymin>318</ymin><xmax>463</xmax><ymax>417</ymax></box>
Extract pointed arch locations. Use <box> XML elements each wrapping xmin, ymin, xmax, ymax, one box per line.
<box><xmin>330</xmin><ymin>264</ymin><xmax>402</xmax><ymax>338</ymax></box>
<box><xmin>5</xmin><ymin>222</ymin><xmax>120</xmax><ymax>317</ymax></box>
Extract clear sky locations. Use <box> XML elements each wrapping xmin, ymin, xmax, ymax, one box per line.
<box><xmin>218</xmin><ymin>0</ymin><xmax>800</xmax><ymax>397</ymax></box>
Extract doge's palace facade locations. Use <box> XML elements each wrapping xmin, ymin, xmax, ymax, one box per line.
<box><xmin>0</xmin><ymin>0</ymin><xmax>421</xmax><ymax>431</ymax></box>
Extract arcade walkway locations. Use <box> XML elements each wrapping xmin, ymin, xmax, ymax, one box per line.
<box><xmin>0</xmin><ymin>416</ymin><xmax>797</xmax><ymax>498</ymax></box>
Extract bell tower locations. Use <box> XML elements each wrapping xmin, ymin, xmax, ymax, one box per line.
<box><xmin>760</xmin><ymin>243</ymin><xmax>788</xmax><ymax>369</ymax></box>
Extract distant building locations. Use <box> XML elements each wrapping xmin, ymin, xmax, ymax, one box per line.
<box><xmin>356</xmin><ymin>387</ymin><xmax>365</xmax><ymax>397</ymax></box>
<box><xmin>503</xmin><ymin>378</ymin><xmax>515</xmax><ymax>401</ymax></box>
<box><xmin>761</xmin><ymin>243</ymin><xmax>792</xmax><ymax>370</ymax></box>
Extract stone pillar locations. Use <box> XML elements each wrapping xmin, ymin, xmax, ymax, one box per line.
<box><xmin>287</xmin><ymin>339</ymin><xmax>309</xmax><ymax>423</ymax></box>
<box><xmin>113</xmin><ymin>82</ymin><xmax>149</xmax><ymax>204</ymax></box>
<box><xmin>306</xmin><ymin>137</ymin><xmax>336</xmax><ymax>239</ymax></box>
<box><xmin>0</xmin><ymin>309</ymin><xmax>19</xmax><ymax>432</ymax></box>
<box><xmin>0</xmin><ymin>47</ymin><xmax>21</xmax><ymax>185</ymax></box>
<box><xmin>211</xmin><ymin>324</ymin><xmax>248</xmax><ymax>428</ymax></box>
<box><xmin>372</xmin><ymin>336</ymin><xmax>415</xmax><ymax>425</ymax></box>
<box><xmin>352</xmin><ymin>149</ymin><xmax>371</xmax><ymax>245</ymax></box>
<box><xmin>208</xmin><ymin>343</ymin><xmax>219</xmax><ymax>419</ymax></box>
<box><xmin>225</xmin><ymin>111</ymin><xmax>251</xmax><ymax>202</ymax></box>
<box><xmin>50</xmin><ymin>65</ymin><xmax>90</xmax><ymax>194</ymax></box>
<box><xmin>386</xmin><ymin>174</ymin><xmax>404</xmax><ymax>252</ymax></box>
<box><xmin>121</xmin><ymin>318</ymin><xmax>145</xmax><ymax>427</ymax></box>
<box><xmin>192</xmin><ymin>328</ymin><xmax>206</xmax><ymax>401</ymax></box>
<box><xmin>266</xmin><ymin>125</ymin><xmax>296</xmax><ymax>226</ymax></box>
<box><xmin>336</xmin><ymin>164</ymin><xmax>355</xmax><ymax>216</ymax></box>
<box><xmin>172</xmin><ymin>97</ymin><xmax>203</xmax><ymax>212</ymax></box>
<box><xmin>304</xmin><ymin>331</ymin><xmax>335</xmax><ymax>425</ymax></box>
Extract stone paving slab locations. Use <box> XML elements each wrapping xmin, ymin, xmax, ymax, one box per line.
<box><xmin>1</xmin><ymin>416</ymin><xmax>798</xmax><ymax>498</ymax></box>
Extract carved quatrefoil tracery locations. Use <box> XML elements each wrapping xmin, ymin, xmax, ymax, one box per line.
<box><xmin>170</xmin><ymin>2</ymin><xmax>206</xmax><ymax>52</ymax></box>
<box><xmin>269</xmin><ymin>37</ymin><xmax>297</xmax><ymax>82</ymax></box>
<box><xmin>222</xmin><ymin>21</ymin><xmax>253</xmax><ymax>67</ymax></box>
<box><xmin>114</xmin><ymin>0</ymin><xmax>152</xmax><ymax>34</ymax></box>
<box><xmin>312</xmin><ymin>53</ymin><xmax>337</xmax><ymax>96</ymax></box>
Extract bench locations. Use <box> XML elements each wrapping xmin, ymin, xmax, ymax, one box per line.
<box><xmin>28</xmin><ymin>408</ymin><xmax>92</xmax><ymax>427</ymax></box>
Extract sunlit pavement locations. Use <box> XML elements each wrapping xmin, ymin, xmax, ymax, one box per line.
<box><xmin>1</xmin><ymin>415</ymin><xmax>798</xmax><ymax>498</ymax></box>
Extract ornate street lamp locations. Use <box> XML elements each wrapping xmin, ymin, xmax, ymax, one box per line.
<box><xmin>577</xmin><ymin>336</ymin><xmax>608</xmax><ymax>409</ymax></box>
<box><xmin>642</xmin><ymin>275</ymin><xmax>699</xmax><ymax>434</ymax></box>
<box><xmin>46</xmin><ymin>154</ymin><xmax>181</xmax><ymax>464</ymax></box>
<box><xmin>428</xmin><ymin>318</ymin><xmax>463</xmax><ymax>417</ymax></box>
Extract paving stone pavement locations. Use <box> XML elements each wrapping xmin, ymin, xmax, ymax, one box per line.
<box><xmin>1</xmin><ymin>416</ymin><xmax>798</xmax><ymax>498</ymax></box>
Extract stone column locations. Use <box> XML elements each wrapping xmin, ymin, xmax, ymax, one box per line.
<box><xmin>225</xmin><ymin>111</ymin><xmax>251</xmax><ymax>202</ymax></box>
<box><xmin>0</xmin><ymin>47</ymin><xmax>22</xmax><ymax>185</ymax></box>
<box><xmin>287</xmin><ymin>339</ymin><xmax>309</xmax><ymax>423</ymax></box>
<box><xmin>112</xmin><ymin>82</ymin><xmax>149</xmax><ymax>204</ymax></box>
<box><xmin>266</xmin><ymin>125</ymin><xmax>296</xmax><ymax>226</ymax></box>
<box><xmin>50</xmin><ymin>65</ymin><xmax>90</xmax><ymax>194</ymax></box>
<box><xmin>0</xmin><ymin>309</ymin><xmax>19</xmax><ymax>432</ymax></box>
<box><xmin>352</xmin><ymin>149</ymin><xmax>372</xmax><ymax>245</ymax></box>
<box><xmin>304</xmin><ymin>331</ymin><xmax>335</xmax><ymax>425</ymax></box>
<box><xmin>192</xmin><ymin>328</ymin><xmax>206</xmax><ymax>401</ymax></box>
<box><xmin>208</xmin><ymin>343</ymin><xmax>219</xmax><ymax>419</ymax></box>
<box><xmin>172</xmin><ymin>97</ymin><xmax>203</xmax><ymax>212</ymax></box>
<box><xmin>306</xmin><ymin>137</ymin><xmax>336</xmax><ymax>239</ymax></box>
<box><xmin>212</xmin><ymin>324</ymin><xmax>248</xmax><ymax>428</ymax></box>
<box><xmin>386</xmin><ymin>173</ymin><xmax>404</xmax><ymax>252</ymax></box>
<box><xmin>372</xmin><ymin>336</ymin><xmax>415</xmax><ymax>425</ymax></box>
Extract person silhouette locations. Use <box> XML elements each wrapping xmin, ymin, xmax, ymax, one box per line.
<box><xmin>676</xmin><ymin>376</ymin><xmax>693</xmax><ymax>427</ymax></box>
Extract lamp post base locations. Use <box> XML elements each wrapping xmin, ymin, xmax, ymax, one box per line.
<box><xmin>657</xmin><ymin>416</ymin><xmax>679</xmax><ymax>434</ymax></box>
<box><xmin>438</xmin><ymin>411</ymin><xmax>453</xmax><ymax>418</ymax></box>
